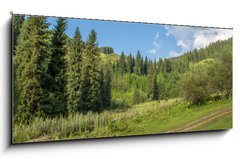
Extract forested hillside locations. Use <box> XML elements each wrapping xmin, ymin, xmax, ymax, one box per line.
<box><xmin>12</xmin><ymin>15</ymin><xmax>232</xmax><ymax>143</ymax></box>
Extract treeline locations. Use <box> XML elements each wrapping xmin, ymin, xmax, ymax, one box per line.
<box><xmin>99</xmin><ymin>46</ymin><xmax>114</xmax><ymax>54</ymax></box>
<box><xmin>111</xmin><ymin>38</ymin><xmax>232</xmax><ymax>105</ymax></box>
<box><xmin>13</xmin><ymin>16</ymin><xmax>112</xmax><ymax>124</ymax></box>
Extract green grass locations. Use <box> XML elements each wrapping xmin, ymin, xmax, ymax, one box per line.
<box><xmin>89</xmin><ymin>99</ymin><xmax>232</xmax><ymax>137</ymax></box>
<box><xmin>13</xmin><ymin>98</ymin><xmax>232</xmax><ymax>143</ymax></box>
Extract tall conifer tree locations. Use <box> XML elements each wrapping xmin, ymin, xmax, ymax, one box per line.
<box><xmin>119</xmin><ymin>51</ymin><xmax>127</xmax><ymax>74</ymax></box>
<box><xmin>127</xmin><ymin>53</ymin><xmax>134</xmax><ymax>73</ymax></box>
<box><xmin>134</xmin><ymin>50</ymin><xmax>142</xmax><ymax>75</ymax></box>
<box><xmin>67</xmin><ymin>27</ymin><xmax>84</xmax><ymax>114</ymax></box>
<box><xmin>80</xmin><ymin>29</ymin><xmax>101</xmax><ymax>112</ymax></box>
<box><xmin>14</xmin><ymin>17</ymin><xmax>50</xmax><ymax>123</ymax></box>
<box><xmin>47</xmin><ymin>18</ymin><xmax>68</xmax><ymax>116</ymax></box>
<box><xmin>143</xmin><ymin>56</ymin><xmax>148</xmax><ymax>75</ymax></box>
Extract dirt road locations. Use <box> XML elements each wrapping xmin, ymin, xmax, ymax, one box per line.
<box><xmin>166</xmin><ymin>107</ymin><xmax>232</xmax><ymax>133</ymax></box>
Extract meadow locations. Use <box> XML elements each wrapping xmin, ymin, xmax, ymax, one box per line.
<box><xmin>13</xmin><ymin>98</ymin><xmax>232</xmax><ymax>143</ymax></box>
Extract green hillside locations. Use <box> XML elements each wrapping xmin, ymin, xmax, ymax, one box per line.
<box><xmin>100</xmin><ymin>52</ymin><xmax>119</xmax><ymax>64</ymax></box>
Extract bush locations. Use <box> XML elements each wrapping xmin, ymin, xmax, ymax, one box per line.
<box><xmin>180</xmin><ymin>59</ymin><xmax>219</xmax><ymax>105</ymax></box>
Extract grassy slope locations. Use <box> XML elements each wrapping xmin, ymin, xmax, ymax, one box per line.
<box><xmin>69</xmin><ymin>99</ymin><xmax>232</xmax><ymax>140</ymax></box>
<box><xmin>14</xmin><ymin>98</ymin><xmax>232</xmax><ymax>143</ymax></box>
<box><xmin>100</xmin><ymin>52</ymin><xmax>119</xmax><ymax>64</ymax></box>
<box><xmin>114</xmin><ymin>99</ymin><xmax>231</xmax><ymax>136</ymax></box>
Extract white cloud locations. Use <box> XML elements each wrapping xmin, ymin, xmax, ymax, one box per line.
<box><xmin>149</xmin><ymin>49</ymin><xmax>157</xmax><ymax>54</ymax></box>
<box><xmin>177</xmin><ymin>40</ymin><xmax>188</xmax><ymax>49</ymax></box>
<box><xmin>148</xmin><ymin>32</ymin><xmax>161</xmax><ymax>54</ymax></box>
<box><xmin>169</xmin><ymin>51</ymin><xmax>182</xmax><ymax>57</ymax></box>
<box><xmin>193</xmin><ymin>29</ymin><xmax>232</xmax><ymax>49</ymax></box>
<box><xmin>165</xmin><ymin>26</ymin><xmax>232</xmax><ymax>57</ymax></box>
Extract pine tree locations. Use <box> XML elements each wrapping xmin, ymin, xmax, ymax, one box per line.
<box><xmin>12</xmin><ymin>15</ymin><xmax>25</xmax><ymax>115</ymax></box>
<box><xmin>127</xmin><ymin>53</ymin><xmax>133</xmax><ymax>73</ymax></box>
<box><xmin>143</xmin><ymin>56</ymin><xmax>148</xmax><ymax>75</ymax></box>
<box><xmin>12</xmin><ymin>14</ymin><xmax>25</xmax><ymax>55</ymax></box>
<box><xmin>66</xmin><ymin>27</ymin><xmax>84</xmax><ymax>114</ymax></box>
<box><xmin>134</xmin><ymin>50</ymin><xmax>142</xmax><ymax>75</ymax></box>
<box><xmin>119</xmin><ymin>51</ymin><xmax>127</xmax><ymax>74</ymax></box>
<box><xmin>79</xmin><ymin>67</ymin><xmax>91</xmax><ymax>112</ymax></box>
<box><xmin>14</xmin><ymin>17</ymin><xmax>50</xmax><ymax>123</ymax></box>
<box><xmin>80</xmin><ymin>29</ymin><xmax>101</xmax><ymax>112</ymax></box>
<box><xmin>46</xmin><ymin>18</ymin><xmax>68</xmax><ymax>116</ymax></box>
<box><xmin>140</xmin><ymin>57</ymin><xmax>144</xmax><ymax>75</ymax></box>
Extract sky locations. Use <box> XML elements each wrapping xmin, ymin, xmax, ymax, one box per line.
<box><xmin>47</xmin><ymin>17</ymin><xmax>232</xmax><ymax>60</ymax></box>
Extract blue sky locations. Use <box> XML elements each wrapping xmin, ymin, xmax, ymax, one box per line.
<box><xmin>47</xmin><ymin>17</ymin><xmax>232</xmax><ymax>60</ymax></box>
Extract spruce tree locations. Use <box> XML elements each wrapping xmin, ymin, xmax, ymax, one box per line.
<box><xmin>14</xmin><ymin>17</ymin><xmax>50</xmax><ymax>123</ymax></box>
<box><xmin>134</xmin><ymin>50</ymin><xmax>142</xmax><ymax>75</ymax></box>
<box><xmin>46</xmin><ymin>18</ymin><xmax>68</xmax><ymax>116</ymax></box>
<box><xmin>127</xmin><ymin>53</ymin><xmax>133</xmax><ymax>73</ymax></box>
<box><xmin>12</xmin><ymin>14</ymin><xmax>25</xmax><ymax>55</ymax></box>
<box><xmin>119</xmin><ymin>51</ymin><xmax>127</xmax><ymax>74</ymax></box>
<box><xmin>12</xmin><ymin>15</ymin><xmax>25</xmax><ymax>115</ymax></box>
<box><xmin>143</xmin><ymin>56</ymin><xmax>148</xmax><ymax>75</ymax></box>
<box><xmin>79</xmin><ymin>67</ymin><xmax>91</xmax><ymax>112</ymax></box>
<box><xmin>140</xmin><ymin>57</ymin><xmax>144</xmax><ymax>75</ymax></box>
<box><xmin>66</xmin><ymin>27</ymin><xmax>84</xmax><ymax>114</ymax></box>
<box><xmin>80</xmin><ymin>29</ymin><xmax>101</xmax><ymax>112</ymax></box>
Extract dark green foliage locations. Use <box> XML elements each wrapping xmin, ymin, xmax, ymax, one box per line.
<box><xmin>147</xmin><ymin>63</ymin><xmax>159</xmax><ymax>100</ymax></box>
<box><xmin>80</xmin><ymin>29</ymin><xmax>102</xmax><ymax>112</ymax></box>
<box><xmin>12</xmin><ymin>15</ymin><xmax>25</xmax><ymax>55</ymax></box>
<box><xmin>143</xmin><ymin>56</ymin><xmax>148</xmax><ymax>75</ymax></box>
<box><xmin>99</xmin><ymin>67</ymin><xmax>105</xmax><ymax>110</ymax></box>
<box><xmin>134</xmin><ymin>51</ymin><xmax>142</xmax><ymax>75</ymax></box>
<box><xmin>140</xmin><ymin>57</ymin><xmax>144</xmax><ymax>75</ymax></box>
<box><xmin>147</xmin><ymin>64</ymin><xmax>154</xmax><ymax>99</ymax></box>
<box><xmin>152</xmin><ymin>73</ymin><xmax>159</xmax><ymax>100</ymax></box>
<box><xmin>45</xmin><ymin>18</ymin><xmax>68</xmax><ymax>116</ymax></box>
<box><xmin>14</xmin><ymin>17</ymin><xmax>50</xmax><ymax>123</ymax></box>
<box><xmin>127</xmin><ymin>53</ymin><xmax>134</xmax><ymax>73</ymax></box>
<box><xmin>158</xmin><ymin>73</ymin><xmax>169</xmax><ymax>100</ymax></box>
<box><xmin>67</xmin><ymin>27</ymin><xmax>84</xmax><ymax>114</ymax></box>
<box><xmin>100</xmin><ymin>46</ymin><xmax>114</xmax><ymax>54</ymax></box>
<box><xmin>99</xmin><ymin>64</ymin><xmax>112</xmax><ymax>110</ymax></box>
<box><xmin>118</xmin><ymin>51</ymin><xmax>127</xmax><ymax>74</ymax></box>
<box><xmin>103</xmin><ymin>63</ymin><xmax>112</xmax><ymax>108</ymax></box>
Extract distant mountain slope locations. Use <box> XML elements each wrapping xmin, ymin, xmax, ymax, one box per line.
<box><xmin>160</xmin><ymin>38</ymin><xmax>232</xmax><ymax>73</ymax></box>
<box><xmin>100</xmin><ymin>52</ymin><xmax>119</xmax><ymax>64</ymax></box>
